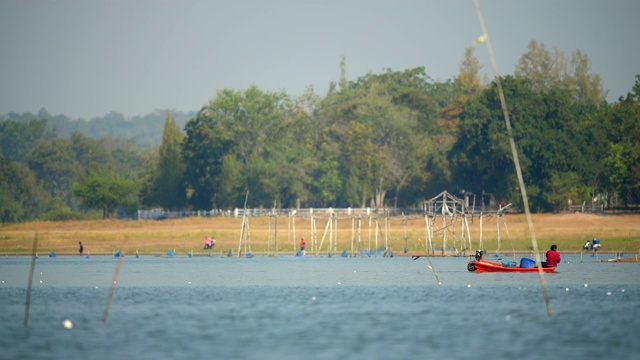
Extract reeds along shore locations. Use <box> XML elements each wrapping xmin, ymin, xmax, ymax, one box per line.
<box><xmin>1</xmin><ymin>213</ymin><xmax>639</xmax><ymax>255</ymax></box>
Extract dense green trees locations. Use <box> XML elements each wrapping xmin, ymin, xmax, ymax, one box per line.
<box><xmin>148</xmin><ymin>115</ymin><xmax>186</xmax><ymax>210</ymax></box>
<box><xmin>0</xmin><ymin>158</ymin><xmax>50</xmax><ymax>222</ymax></box>
<box><xmin>1</xmin><ymin>43</ymin><xmax>639</xmax><ymax>222</ymax></box>
<box><xmin>73</xmin><ymin>165</ymin><xmax>139</xmax><ymax>218</ymax></box>
<box><xmin>183</xmin><ymin>86</ymin><xmax>309</xmax><ymax>209</ymax></box>
<box><xmin>0</xmin><ymin>128</ymin><xmax>144</xmax><ymax>221</ymax></box>
<box><xmin>602</xmin><ymin>75</ymin><xmax>640</xmax><ymax>206</ymax></box>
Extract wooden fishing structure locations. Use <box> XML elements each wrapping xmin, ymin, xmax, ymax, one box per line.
<box><xmin>423</xmin><ymin>191</ymin><xmax>471</xmax><ymax>256</ymax></box>
<box><xmin>423</xmin><ymin>190</ymin><xmax>515</xmax><ymax>257</ymax></box>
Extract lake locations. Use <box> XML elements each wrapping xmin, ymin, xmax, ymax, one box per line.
<box><xmin>1</xmin><ymin>253</ymin><xmax>638</xmax><ymax>359</ymax></box>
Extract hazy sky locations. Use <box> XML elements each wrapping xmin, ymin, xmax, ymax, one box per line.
<box><xmin>1</xmin><ymin>0</ymin><xmax>638</xmax><ymax>119</ymax></box>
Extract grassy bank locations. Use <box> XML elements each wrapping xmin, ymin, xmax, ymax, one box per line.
<box><xmin>1</xmin><ymin>213</ymin><xmax>639</xmax><ymax>256</ymax></box>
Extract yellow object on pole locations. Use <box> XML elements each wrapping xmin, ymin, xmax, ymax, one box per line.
<box><xmin>474</xmin><ymin>33</ymin><xmax>488</xmax><ymax>44</ymax></box>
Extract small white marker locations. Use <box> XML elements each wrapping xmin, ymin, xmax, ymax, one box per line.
<box><xmin>62</xmin><ymin>319</ymin><xmax>73</xmax><ymax>329</ymax></box>
<box><xmin>312</xmin><ymin>296</ymin><xmax>316</xmax><ymax>301</ymax></box>
<box><xmin>584</xmin><ymin>284</ymin><xmax>588</xmax><ymax>288</ymax></box>
<box><xmin>607</xmin><ymin>292</ymin><xmax>612</xmax><ymax>296</ymax></box>
<box><xmin>467</xmin><ymin>284</ymin><xmax>471</xmax><ymax>288</ymax></box>
<box><xmin>566</xmin><ymin>288</ymin><xmax>569</xmax><ymax>291</ymax></box>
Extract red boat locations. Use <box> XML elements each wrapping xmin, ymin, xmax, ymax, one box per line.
<box><xmin>469</xmin><ymin>259</ymin><xmax>556</xmax><ymax>273</ymax></box>
<box><xmin>467</xmin><ymin>251</ymin><xmax>556</xmax><ymax>273</ymax></box>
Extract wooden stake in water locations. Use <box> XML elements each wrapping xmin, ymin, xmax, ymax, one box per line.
<box><xmin>103</xmin><ymin>254</ymin><xmax>124</xmax><ymax>323</ymax></box>
<box><xmin>473</xmin><ymin>0</ymin><xmax>553</xmax><ymax>316</ymax></box>
<box><xmin>24</xmin><ymin>233</ymin><xmax>39</xmax><ymax>327</ymax></box>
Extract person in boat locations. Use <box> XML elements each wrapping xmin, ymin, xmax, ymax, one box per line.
<box><xmin>542</xmin><ymin>244</ymin><xmax>561</xmax><ymax>268</ymax></box>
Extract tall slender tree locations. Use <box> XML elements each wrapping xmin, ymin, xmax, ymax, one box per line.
<box><xmin>154</xmin><ymin>114</ymin><xmax>186</xmax><ymax>210</ymax></box>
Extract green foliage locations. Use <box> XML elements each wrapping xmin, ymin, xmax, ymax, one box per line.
<box><xmin>0</xmin><ymin>118</ymin><xmax>54</xmax><ymax>162</ymax></box>
<box><xmin>42</xmin><ymin>207</ymin><xmax>101</xmax><ymax>221</ymax></box>
<box><xmin>514</xmin><ymin>40</ymin><xmax>607</xmax><ymax>104</ymax></box>
<box><xmin>152</xmin><ymin>114</ymin><xmax>186</xmax><ymax>210</ymax></box>
<box><xmin>546</xmin><ymin>171</ymin><xmax>586</xmax><ymax>210</ymax></box>
<box><xmin>72</xmin><ymin>165</ymin><xmax>140</xmax><ymax>218</ymax></box>
<box><xmin>0</xmin><ymin>158</ymin><xmax>50</xmax><ymax>223</ymax></box>
<box><xmin>450</xmin><ymin>75</ymin><xmax>616</xmax><ymax>212</ymax></box>
<box><xmin>603</xmin><ymin>76</ymin><xmax>640</xmax><ymax>206</ymax></box>
<box><xmin>1</xmin><ymin>49</ymin><xmax>639</xmax><ymax>220</ymax></box>
<box><xmin>182</xmin><ymin>106</ymin><xmax>235</xmax><ymax>209</ymax></box>
<box><xmin>182</xmin><ymin>86</ymin><xmax>313</xmax><ymax>209</ymax></box>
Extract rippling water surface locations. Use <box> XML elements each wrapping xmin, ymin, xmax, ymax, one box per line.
<box><xmin>1</xmin><ymin>254</ymin><xmax>638</xmax><ymax>359</ymax></box>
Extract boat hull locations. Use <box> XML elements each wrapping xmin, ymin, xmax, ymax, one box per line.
<box><xmin>471</xmin><ymin>260</ymin><xmax>556</xmax><ymax>273</ymax></box>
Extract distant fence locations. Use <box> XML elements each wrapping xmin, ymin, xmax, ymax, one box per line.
<box><xmin>136</xmin><ymin>209</ymin><xmax>233</xmax><ymax>220</ymax></box>
<box><xmin>136</xmin><ymin>207</ymin><xmax>425</xmax><ymax>220</ymax></box>
<box><xmin>570</xmin><ymin>204</ymin><xmax>604</xmax><ymax>213</ymax></box>
<box><xmin>232</xmin><ymin>207</ymin><xmax>425</xmax><ymax>218</ymax></box>
<box><xmin>135</xmin><ymin>206</ymin><xmax>529</xmax><ymax>220</ymax></box>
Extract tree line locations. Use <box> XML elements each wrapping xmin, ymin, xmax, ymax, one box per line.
<box><xmin>1</xmin><ymin>41</ymin><xmax>638</xmax><ymax>222</ymax></box>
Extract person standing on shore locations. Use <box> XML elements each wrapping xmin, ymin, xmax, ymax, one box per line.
<box><xmin>300</xmin><ymin>237</ymin><xmax>306</xmax><ymax>255</ymax></box>
<box><xmin>79</xmin><ymin>241</ymin><xmax>84</xmax><ymax>256</ymax></box>
<box><xmin>544</xmin><ymin>244</ymin><xmax>561</xmax><ymax>268</ymax></box>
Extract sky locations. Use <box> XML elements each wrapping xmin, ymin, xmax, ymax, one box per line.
<box><xmin>1</xmin><ymin>0</ymin><xmax>639</xmax><ymax>119</ymax></box>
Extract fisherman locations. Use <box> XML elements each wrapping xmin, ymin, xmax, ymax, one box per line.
<box><xmin>543</xmin><ymin>244</ymin><xmax>561</xmax><ymax>268</ymax></box>
<box><xmin>79</xmin><ymin>241</ymin><xmax>84</xmax><ymax>256</ymax></box>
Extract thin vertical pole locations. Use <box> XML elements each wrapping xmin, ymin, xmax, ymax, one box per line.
<box><xmin>103</xmin><ymin>254</ymin><xmax>124</xmax><ymax>323</ymax></box>
<box><xmin>24</xmin><ymin>233</ymin><xmax>38</xmax><ymax>327</ymax></box>
<box><xmin>474</xmin><ymin>0</ymin><xmax>551</xmax><ymax>315</ymax></box>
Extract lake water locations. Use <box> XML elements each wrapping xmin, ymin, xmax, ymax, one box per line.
<box><xmin>1</xmin><ymin>253</ymin><xmax>638</xmax><ymax>359</ymax></box>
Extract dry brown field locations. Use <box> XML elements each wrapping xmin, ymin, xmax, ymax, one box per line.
<box><xmin>1</xmin><ymin>213</ymin><xmax>639</xmax><ymax>256</ymax></box>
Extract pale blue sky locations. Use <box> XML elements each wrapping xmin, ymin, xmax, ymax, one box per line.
<box><xmin>1</xmin><ymin>0</ymin><xmax>638</xmax><ymax>119</ymax></box>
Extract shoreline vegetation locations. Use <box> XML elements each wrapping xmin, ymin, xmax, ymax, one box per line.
<box><xmin>1</xmin><ymin>213</ymin><xmax>639</xmax><ymax>256</ymax></box>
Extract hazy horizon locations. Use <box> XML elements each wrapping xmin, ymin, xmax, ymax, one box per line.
<box><xmin>1</xmin><ymin>0</ymin><xmax>638</xmax><ymax>119</ymax></box>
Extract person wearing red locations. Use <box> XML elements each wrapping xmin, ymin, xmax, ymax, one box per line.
<box><xmin>300</xmin><ymin>237</ymin><xmax>306</xmax><ymax>253</ymax></box>
<box><xmin>544</xmin><ymin>244</ymin><xmax>561</xmax><ymax>268</ymax></box>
